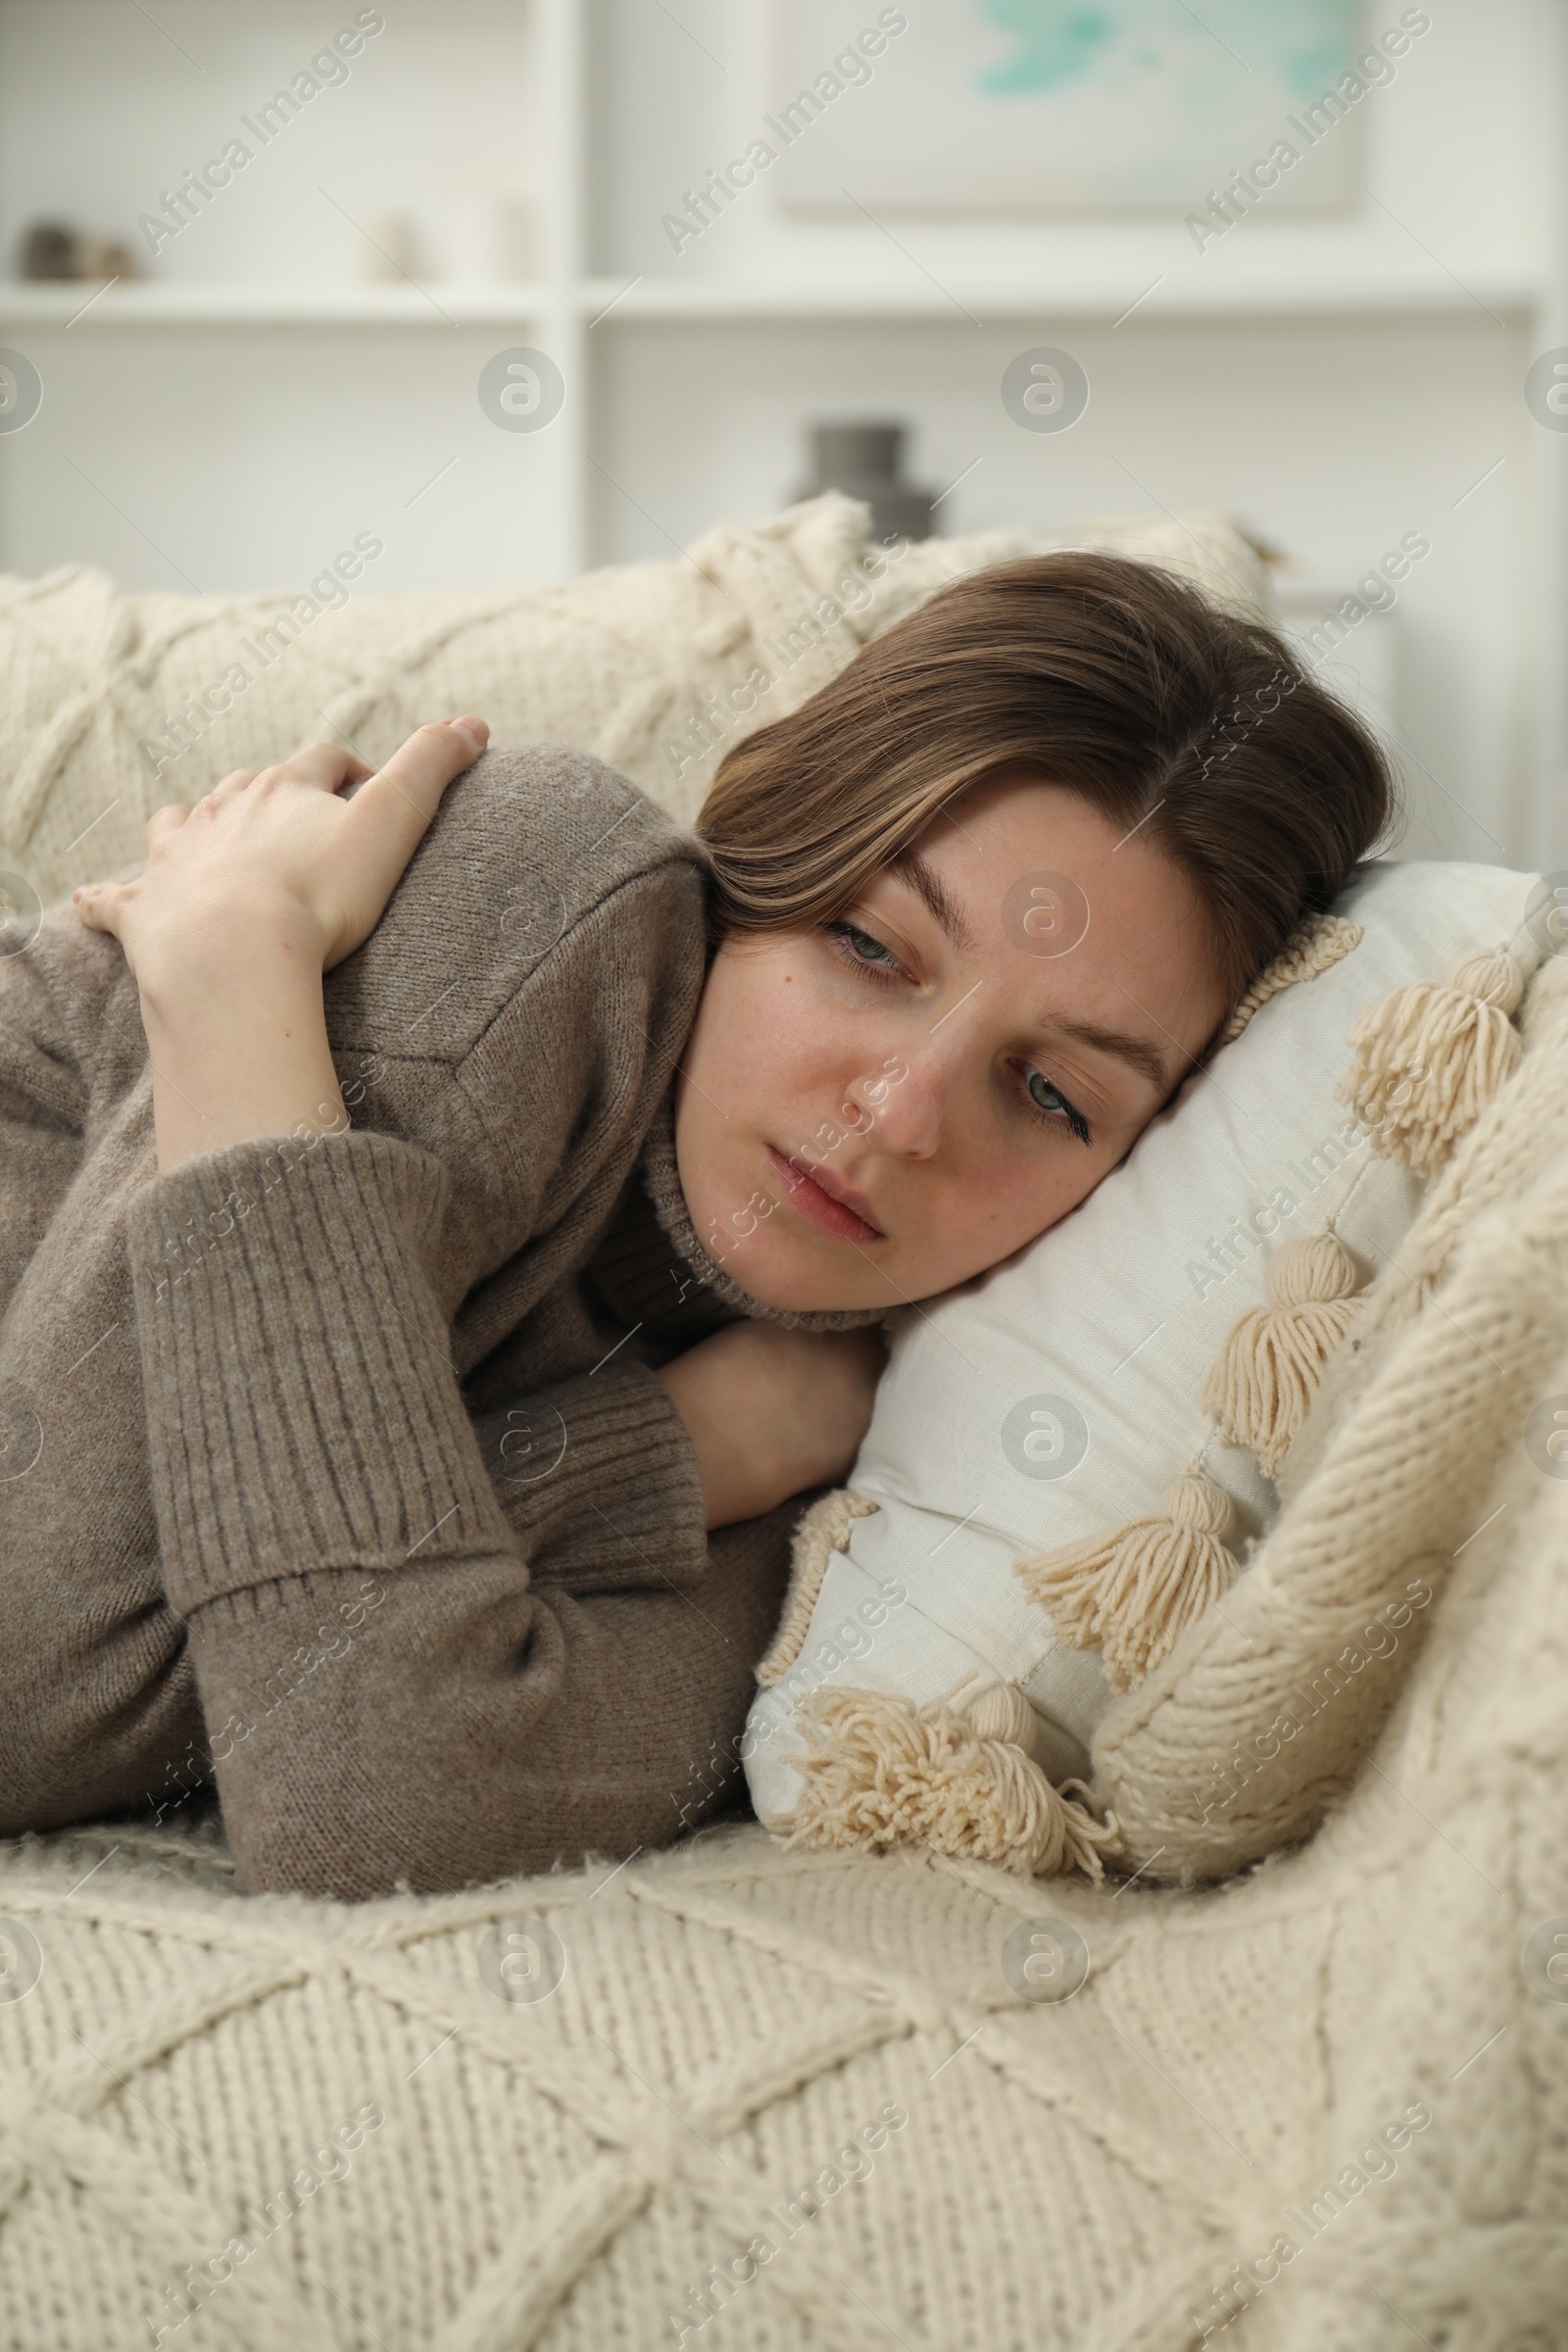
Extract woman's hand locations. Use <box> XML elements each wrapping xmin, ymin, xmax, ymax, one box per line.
<box><xmin>653</xmin><ymin>1321</ymin><xmax>890</xmax><ymax>1531</ymax></box>
<box><xmin>73</xmin><ymin>718</ymin><xmax>489</xmax><ymax>1000</ymax></box>
<box><xmin>74</xmin><ymin>719</ymin><xmax>489</xmax><ymax>1173</ymax></box>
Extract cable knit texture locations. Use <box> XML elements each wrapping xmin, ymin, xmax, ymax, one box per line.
<box><xmin>1</xmin><ymin>989</ymin><xmax>1561</xmax><ymax>2344</ymax></box>
<box><xmin>1089</xmin><ymin>949</ymin><xmax>1568</xmax><ymax>1883</ymax></box>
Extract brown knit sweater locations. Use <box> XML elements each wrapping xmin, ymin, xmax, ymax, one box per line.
<box><xmin>0</xmin><ymin>742</ymin><xmax>879</xmax><ymax>1900</ymax></box>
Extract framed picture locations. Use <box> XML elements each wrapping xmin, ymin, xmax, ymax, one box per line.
<box><xmin>769</xmin><ymin>0</ymin><xmax>1370</xmax><ymax>214</ymax></box>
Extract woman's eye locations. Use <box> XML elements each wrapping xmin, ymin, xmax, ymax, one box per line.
<box><xmin>1023</xmin><ymin>1067</ymin><xmax>1092</xmax><ymax>1146</ymax></box>
<box><xmin>824</xmin><ymin>919</ymin><xmax>904</xmax><ymax>981</ymax></box>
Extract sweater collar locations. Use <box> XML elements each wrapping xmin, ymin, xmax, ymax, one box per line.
<box><xmin>637</xmin><ymin>1085</ymin><xmax>892</xmax><ymax>1334</ymax></box>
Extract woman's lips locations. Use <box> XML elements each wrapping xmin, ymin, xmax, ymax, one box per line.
<box><xmin>765</xmin><ymin>1145</ymin><xmax>885</xmax><ymax>1244</ymax></box>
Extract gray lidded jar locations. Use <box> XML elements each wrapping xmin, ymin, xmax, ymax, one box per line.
<box><xmin>794</xmin><ymin>420</ymin><xmax>935</xmax><ymax>543</ymax></box>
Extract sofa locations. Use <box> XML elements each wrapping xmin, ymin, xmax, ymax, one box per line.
<box><xmin>0</xmin><ymin>500</ymin><xmax>1562</xmax><ymax>2352</ymax></box>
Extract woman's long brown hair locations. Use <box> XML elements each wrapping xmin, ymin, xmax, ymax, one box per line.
<box><xmin>696</xmin><ymin>552</ymin><xmax>1396</xmax><ymax>1003</ymax></box>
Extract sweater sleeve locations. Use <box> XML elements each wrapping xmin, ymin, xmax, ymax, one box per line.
<box><xmin>123</xmin><ymin>1122</ymin><xmax>715</xmax><ymax>1896</ymax></box>
<box><xmin>0</xmin><ymin>910</ymin><xmax>92</xmax><ymax>1322</ymax></box>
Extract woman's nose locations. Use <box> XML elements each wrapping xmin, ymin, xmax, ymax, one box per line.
<box><xmin>844</xmin><ymin>1050</ymin><xmax>945</xmax><ymax>1157</ymax></box>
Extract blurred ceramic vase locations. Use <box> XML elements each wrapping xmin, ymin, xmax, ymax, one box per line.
<box><xmin>359</xmin><ymin>212</ymin><xmax>421</xmax><ymax>282</ymax></box>
<box><xmin>19</xmin><ymin>220</ymin><xmax>76</xmax><ymax>279</ymax></box>
<box><xmin>17</xmin><ymin>220</ymin><xmax>141</xmax><ymax>280</ymax></box>
<box><xmin>794</xmin><ymin>421</ymin><xmax>936</xmax><ymax>543</ymax></box>
<box><xmin>74</xmin><ymin>237</ymin><xmax>138</xmax><ymax>281</ymax></box>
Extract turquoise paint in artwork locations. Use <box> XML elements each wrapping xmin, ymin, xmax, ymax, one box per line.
<box><xmin>1225</xmin><ymin>0</ymin><xmax>1363</xmax><ymax>100</ymax></box>
<box><xmin>972</xmin><ymin>0</ymin><xmax>1360</xmax><ymax>104</ymax></box>
<box><xmin>973</xmin><ymin>3</ymin><xmax>1115</xmax><ymax>94</ymax></box>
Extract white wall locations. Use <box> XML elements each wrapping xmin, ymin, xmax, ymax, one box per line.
<box><xmin>0</xmin><ymin>318</ymin><xmax>576</xmax><ymax>596</ymax></box>
<box><xmin>1</xmin><ymin>0</ymin><xmax>1563</xmax><ymax>867</ymax></box>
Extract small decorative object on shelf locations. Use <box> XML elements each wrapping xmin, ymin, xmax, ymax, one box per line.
<box><xmin>17</xmin><ymin>219</ymin><xmax>139</xmax><ymax>281</ymax></box>
<box><xmin>795</xmin><ymin>421</ymin><xmax>936</xmax><ymax>543</ymax></box>
<box><xmin>19</xmin><ymin>220</ymin><xmax>76</xmax><ymax>280</ymax></box>
<box><xmin>359</xmin><ymin>212</ymin><xmax>421</xmax><ymax>284</ymax></box>
<box><xmin>74</xmin><ymin>236</ymin><xmax>139</xmax><ymax>282</ymax></box>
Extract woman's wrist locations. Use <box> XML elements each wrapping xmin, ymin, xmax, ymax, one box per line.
<box><xmin>652</xmin><ymin>1326</ymin><xmax>796</xmax><ymax>1531</ymax></box>
<box><xmin>130</xmin><ymin>892</ymin><xmax>323</xmax><ymax>1024</ymax></box>
<box><xmin>139</xmin><ymin>949</ymin><xmax>347</xmax><ymax>1173</ymax></box>
<box><xmin>650</xmin><ymin>1321</ymin><xmax>882</xmax><ymax>1531</ymax></box>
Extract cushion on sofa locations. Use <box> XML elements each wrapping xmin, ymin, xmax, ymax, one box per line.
<box><xmin>744</xmin><ymin>858</ymin><xmax>1545</xmax><ymax>1841</ymax></box>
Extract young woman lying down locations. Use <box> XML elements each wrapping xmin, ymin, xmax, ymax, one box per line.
<box><xmin>0</xmin><ymin>553</ymin><xmax>1390</xmax><ymax>1898</ymax></box>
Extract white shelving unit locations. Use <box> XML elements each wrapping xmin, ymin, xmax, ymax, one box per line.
<box><xmin>0</xmin><ymin>0</ymin><xmax>1564</xmax><ymax>865</ymax></box>
<box><xmin>0</xmin><ymin>284</ymin><xmax>552</xmax><ymax>323</ymax></box>
<box><xmin>0</xmin><ymin>269</ymin><xmax>1542</xmax><ymax>325</ymax></box>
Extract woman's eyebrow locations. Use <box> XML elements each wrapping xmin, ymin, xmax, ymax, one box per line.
<box><xmin>1042</xmin><ymin>1015</ymin><xmax>1169</xmax><ymax>1097</ymax></box>
<box><xmin>884</xmin><ymin>857</ymin><xmax>1169</xmax><ymax>1095</ymax></box>
<box><xmin>886</xmin><ymin>850</ymin><xmax>977</xmax><ymax>955</ymax></box>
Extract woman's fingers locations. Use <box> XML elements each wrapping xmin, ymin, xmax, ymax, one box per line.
<box><xmin>72</xmin><ymin>877</ymin><xmax>122</xmax><ymax>933</ymax></box>
<box><xmin>73</xmin><ymin>721</ymin><xmax>490</xmax><ymax>974</ymax></box>
<box><xmin>337</xmin><ymin>720</ymin><xmax>489</xmax><ymax>904</ymax></box>
<box><xmin>266</xmin><ymin>742</ymin><xmax>376</xmax><ymax>794</ymax></box>
<box><xmin>145</xmin><ymin>803</ymin><xmax>192</xmax><ymax>845</ymax></box>
<box><xmin>205</xmin><ymin>766</ymin><xmax>260</xmax><ymax>802</ymax></box>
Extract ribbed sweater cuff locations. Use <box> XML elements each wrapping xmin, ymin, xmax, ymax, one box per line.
<box><xmin>482</xmin><ymin>1353</ymin><xmax>710</xmax><ymax>1589</ymax></box>
<box><xmin>125</xmin><ymin>1128</ymin><xmax>518</xmax><ymax>1614</ymax></box>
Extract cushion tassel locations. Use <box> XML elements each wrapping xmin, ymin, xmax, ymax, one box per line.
<box><xmin>773</xmin><ymin>1688</ymin><xmax>1121</xmax><ymax>1879</ymax></box>
<box><xmin>755</xmin><ymin>1488</ymin><xmax>880</xmax><ymax>1687</ymax></box>
<box><xmin>955</xmin><ymin>1678</ymin><xmax>1049</xmax><ymax>1763</ymax></box>
<box><xmin>1200</xmin><ymin>1231</ymin><xmax>1363</xmax><ymax>1477</ymax></box>
<box><xmin>1337</xmin><ymin>944</ymin><xmax>1525</xmax><ymax>1178</ymax></box>
<box><xmin>1017</xmin><ymin>1468</ymin><xmax>1238</xmax><ymax>1691</ymax></box>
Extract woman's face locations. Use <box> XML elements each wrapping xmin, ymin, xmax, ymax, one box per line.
<box><xmin>674</xmin><ymin>769</ymin><xmax>1230</xmax><ymax>1313</ymax></box>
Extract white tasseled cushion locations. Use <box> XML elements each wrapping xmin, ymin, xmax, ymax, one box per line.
<box><xmin>746</xmin><ymin>859</ymin><xmax>1544</xmax><ymax>1826</ymax></box>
